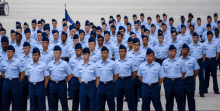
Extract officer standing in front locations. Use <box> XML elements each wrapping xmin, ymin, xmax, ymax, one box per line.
<box><xmin>181</xmin><ymin>43</ymin><xmax>200</xmax><ymax>111</ymax></box>
<box><xmin>68</xmin><ymin>43</ymin><xmax>83</xmax><ymax>111</ymax></box>
<box><xmin>26</xmin><ymin>47</ymin><xmax>50</xmax><ymax>110</ymax></box>
<box><xmin>0</xmin><ymin>45</ymin><xmax>25</xmax><ymax>110</ymax></box>
<box><xmin>138</xmin><ymin>48</ymin><xmax>165</xmax><ymax>111</ymax></box>
<box><xmin>48</xmin><ymin>45</ymin><xmax>73</xmax><ymax>111</ymax></box>
<box><xmin>204</xmin><ymin>31</ymin><xmax>220</xmax><ymax>94</ymax></box>
<box><xmin>162</xmin><ymin>45</ymin><xmax>186</xmax><ymax>110</ymax></box>
<box><xmin>189</xmin><ymin>32</ymin><xmax>206</xmax><ymax>97</ymax></box>
<box><xmin>115</xmin><ymin>44</ymin><xmax>138</xmax><ymax>111</ymax></box>
<box><xmin>76</xmin><ymin>47</ymin><xmax>100</xmax><ymax>111</ymax></box>
<box><xmin>96</xmin><ymin>46</ymin><xmax>119</xmax><ymax>111</ymax></box>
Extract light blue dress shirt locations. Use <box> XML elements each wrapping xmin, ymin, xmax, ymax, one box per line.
<box><xmin>167</xmin><ymin>40</ymin><xmax>183</xmax><ymax>58</ymax></box>
<box><xmin>180</xmin><ymin>56</ymin><xmax>200</xmax><ymax>77</ymax></box>
<box><xmin>177</xmin><ymin>33</ymin><xmax>193</xmax><ymax>45</ymax></box>
<box><xmin>204</xmin><ymin>41</ymin><xmax>220</xmax><ymax>58</ymax></box>
<box><xmin>189</xmin><ymin>42</ymin><xmax>206</xmax><ymax>59</ymax></box>
<box><xmin>154</xmin><ymin>43</ymin><xmax>169</xmax><ymax>59</ymax></box>
<box><xmin>40</xmin><ymin>49</ymin><xmax>54</xmax><ymax>64</ymax></box>
<box><xmin>68</xmin><ymin>56</ymin><xmax>83</xmax><ymax>77</ymax></box>
<box><xmin>131</xmin><ymin>49</ymin><xmax>146</xmax><ymax>67</ymax></box>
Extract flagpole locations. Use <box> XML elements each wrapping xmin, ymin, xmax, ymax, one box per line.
<box><xmin>65</xmin><ymin>4</ymin><xmax>66</xmax><ymax>9</ymax></box>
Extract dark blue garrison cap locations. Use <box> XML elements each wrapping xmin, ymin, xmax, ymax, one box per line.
<box><xmin>119</xmin><ymin>44</ymin><xmax>126</xmax><ymax>50</ymax></box>
<box><xmin>73</xmin><ymin>34</ymin><xmax>79</xmax><ymax>39</ymax></box>
<box><xmin>16</xmin><ymin>25</ymin><xmax>22</xmax><ymax>29</ymax></box>
<box><xmin>24</xmin><ymin>22</ymin><xmax>28</xmax><ymax>26</ymax></box>
<box><xmin>162</xmin><ymin>23</ymin><xmax>166</xmax><ymax>26</ymax></box>
<box><xmin>110</xmin><ymin>15</ymin><xmax>113</xmax><ymax>18</ymax></box>
<box><xmin>169</xmin><ymin>45</ymin><xmax>176</xmax><ymax>50</ymax></box>
<box><xmin>92</xmin><ymin>25</ymin><xmax>96</xmax><ymax>29</ymax></box>
<box><xmin>146</xmin><ymin>48</ymin><xmax>154</xmax><ymax>55</ymax></box>
<box><xmin>181</xmin><ymin>25</ymin><xmax>186</xmax><ymax>28</ymax></box>
<box><xmin>133</xmin><ymin>14</ymin><xmax>137</xmax><ymax>17</ymax></box>
<box><xmin>163</xmin><ymin>13</ymin><xmax>167</xmax><ymax>17</ymax></box>
<box><xmin>207</xmin><ymin>31</ymin><xmax>213</xmax><ymax>35</ymax></box>
<box><xmin>214</xmin><ymin>13</ymin><xmax>218</xmax><ymax>17</ymax></box>
<box><xmin>16</xmin><ymin>21</ymin><xmax>21</xmax><ymax>25</ymax></box>
<box><xmin>171</xmin><ymin>30</ymin><xmax>176</xmax><ymax>34</ymax></box>
<box><xmin>141</xmin><ymin>25</ymin><xmax>145</xmax><ymax>29</ymax></box>
<box><xmin>42</xmin><ymin>36</ymin><xmax>49</xmax><ymax>42</ymax></box>
<box><xmin>192</xmin><ymin>32</ymin><xmax>198</xmax><ymax>37</ymax></box>
<box><xmin>141</xmin><ymin>35</ymin><xmax>148</xmax><ymax>39</ymax></box>
<box><xmin>24</xmin><ymin>28</ymin><xmax>31</xmax><ymax>33</ymax></box>
<box><xmin>75</xmin><ymin>43</ymin><xmax>82</xmax><ymax>49</ymax></box>
<box><xmin>147</xmin><ymin>17</ymin><xmax>152</xmax><ymax>20</ymax></box>
<box><xmin>181</xmin><ymin>15</ymin><xmax>185</xmax><ymax>19</ymax></box>
<box><xmin>158</xmin><ymin>29</ymin><xmax>163</xmax><ymax>33</ymax></box>
<box><xmin>82</xmin><ymin>47</ymin><xmax>90</xmax><ymax>54</ymax></box>
<box><xmin>188</xmin><ymin>13</ymin><xmax>193</xmax><ymax>18</ymax></box>
<box><xmin>79</xmin><ymin>29</ymin><xmax>85</xmax><ymax>34</ymax></box>
<box><xmin>38</xmin><ymin>21</ymin><xmax>42</xmax><ymax>24</ymax></box>
<box><xmin>124</xmin><ymin>16</ymin><xmax>128</xmax><ymax>19</ymax></box>
<box><xmin>44</xmin><ymin>25</ymin><xmax>50</xmax><ymax>30</ymax></box>
<box><xmin>215</xmin><ymin>28</ymin><xmax>219</xmax><ymax>32</ymax></box>
<box><xmin>7</xmin><ymin>45</ymin><xmax>15</xmax><ymax>51</ymax></box>
<box><xmin>101</xmin><ymin>46</ymin><xmax>109</xmax><ymax>52</ymax></box>
<box><xmin>156</xmin><ymin>14</ymin><xmax>160</xmax><ymax>17</ymax></box>
<box><xmin>96</xmin><ymin>26</ymin><xmax>102</xmax><ymax>31</ymax></box>
<box><xmin>117</xmin><ymin>31</ymin><xmax>123</xmax><ymax>36</ymax></box>
<box><xmin>207</xmin><ymin>15</ymin><xmax>212</xmax><ymax>19</ymax></box>
<box><xmin>206</xmin><ymin>24</ymin><xmax>211</xmax><ymax>27</ymax></box>
<box><xmin>32</xmin><ymin>47</ymin><xmax>40</xmax><ymax>54</ymax></box>
<box><xmin>1</xmin><ymin>28</ymin><xmax>5</xmax><ymax>32</ymax></box>
<box><xmin>23</xmin><ymin>42</ymin><xmax>30</xmax><ymax>47</ymax></box>
<box><xmin>54</xmin><ymin>45</ymin><xmax>61</xmax><ymax>51</ymax></box>
<box><xmin>63</xmin><ymin>23</ymin><xmax>67</xmax><ymax>27</ymax></box>
<box><xmin>61</xmin><ymin>31</ymin><xmax>67</xmax><ymax>36</ymax></box>
<box><xmin>140</xmin><ymin>13</ymin><xmax>144</xmax><ymax>17</ymax></box>
<box><xmin>1</xmin><ymin>36</ymin><xmax>8</xmax><ymax>43</ymax></box>
<box><xmin>127</xmin><ymin>22</ymin><xmax>131</xmax><ymax>26</ymax></box>
<box><xmin>88</xmin><ymin>37</ymin><xmax>96</xmax><ymax>42</ymax></box>
<box><xmin>41</xmin><ymin>19</ymin><xmax>45</xmax><ymax>22</ymax></box>
<box><xmin>52</xmin><ymin>19</ymin><xmax>57</xmax><ymax>22</ymax></box>
<box><xmin>132</xmin><ymin>38</ymin><xmax>140</xmax><ymax>43</ymax></box>
<box><xmin>144</xmin><ymin>29</ymin><xmax>150</xmax><ymax>32</ymax></box>
<box><xmin>98</xmin><ymin>34</ymin><xmax>104</xmax><ymax>39</ymax></box>
<box><xmin>37</xmin><ymin>30</ymin><xmax>42</xmax><ymax>34</ymax></box>
<box><xmin>32</xmin><ymin>19</ymin><xmax>37</xmax><ymax>23</ymax></box>
<box><xmin>130</xmin><ymin>31</ymin><xmax>135</xmax><ymax>35</ymax></box>
<box><xmin>151</xmin><ymin>24</ymin><xmax>156</xmax><ymax>27</ymax></box>
<box><xmin>158</xmin><ymin>33</ymin><xmax>163</xmax><ymax>36</ymax></box>
<box><xmin>127</xmin><ymin>37</ymin><xmax>133</xmax><ymax>42</ymax></box>
<box><xmin>85</xmin><ymin>23</ymin><xmax>89</xmax><ymax>26</ymax></box>
<box><xmin>104</xmin><ymin>31</ymin><xmax>110</xmax><ymax>35</ymax></box>
<box><xmin>182</xmin><ymin>43</ymin><xmax>189</xmax><ymax>49</ymax></box>
<box><xmin>119</xmin><ymin>26</ymin><xmax>125</xmax><ymax>30</ymax></box>
<box><xmin>10</xmin><ymin>30</ymin><xmax>16</xmax><ymax>34</ymax></box>
<box><xmin>197</xmin><ymin>18</ymin><xmax>201</xmax><ymax>21</ymax></box>
<box><xmin>159</xmin><ymin>20</ymin><xmax>163</xmax><ymax>22</ymax></box>
<box><xmin>117</xmin><ymin>14</ymin><xmax>121</xmax><ymax>17</ymax></box>
<box><xmin>42</xmin><ymin>32</ymin><xmax>48</xmax><ymax>37</ymax></box>
<box><xmin>102</xmin><ymin>22</ymin><xmax>107</xmax><ymax>26</ymax></box>
<box><xmin>169</xmin><ymin>17</ymin><xmax>174</xmax><ymax>21</ymax></box>
<box><xmin>111</xmin><ymin>25</ymin><xmax>115</xmax><ymax>28</ymax></box>
<box><xmin>90</xmin><ymin>31</ymin><xmax>96</xmax><ymax>35</ymax></box>
<box><xmin>76</xmin><ymin>21</ymin><xmax>80</xmax><ymax>24</ymax></box>
<box><xmin>52</xmin><ymin>30</ymin><xmax>58</xmax><ymax>34</ymax></box>
<box><xmin>16</xmin><ymin>32</ymin><xmax>22</xmax><ymax>36</ymax></box>
<box><xmin>62</xmin><ymin>18</ymin><xmax>67</xmax><ymax>21</ymax></box>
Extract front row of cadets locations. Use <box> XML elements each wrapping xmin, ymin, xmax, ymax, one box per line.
<box><xmin>1</xmin><ymin>30</ymin><xmax>220</xmax><ymax>111</ymax></box>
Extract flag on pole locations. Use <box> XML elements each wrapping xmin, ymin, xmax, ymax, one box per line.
<box><xmin>65</xmin><ymin>5</ymin><xmax>74</xmax><ymax>24</ymax></box>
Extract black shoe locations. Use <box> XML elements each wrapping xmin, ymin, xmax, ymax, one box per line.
<box><xmin>67</xmin><ymin>97</ymin><xmax>73</xmax><ymax>100</ymax></box>
<box><xmin>214</xmin><ymin>92</ymin><xmax>220</xmax><ymax>94</ymax></box>
<box><xmin>200</xmin><ymin>95</ymin><xmax>205</xmax><ymax>97</ymax></box>
<box><xmin>204</xmin><ymin>91</ymin><xmax>208</xmax><ymax>93</ymax></box>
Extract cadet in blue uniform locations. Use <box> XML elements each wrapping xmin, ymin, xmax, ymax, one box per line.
<box><xmin>204</xmin><ymin>31</ymin><xmax>220</xmax><ymax>94</ymax></box>
<box><xmin>181</xmin><ymin>43</ymin><xmax>200</xmax><ymax>111</ymax></box>
<box><xmin>96</xmin><ymin>46</ymin><xmax>119</xmax><ymax>111</ymax></box>
<box><xmin>1</xmin><ymin>45</ymin><xmax>25</xmax><ymax>110</ymax></box>
<box><xmin>115</xmin><ymin>44</ymin><xmax>138</xmax><ymax>111</ymax></box>
<box><xmin>19</xmin><ymin>42</ymin><xmax>32</xmax><ymax>110</ymax></box>
<box><xmin>26</xmin><ymin>47</ymin><xmax>50</xmax><ymax>110</ymax></box>
<box><xmin>48</xmin><ymin>45</ymin><xmax>73</xmax><ymax>111</ymax></box>
<box><xmin>0</xmin><ymin>36</ymin><xmax>9</xmax><ymax>110</ymax></box>
<box><xmin>88</xmin><ymin>37</ymin><xmax>101</xmax><ymax>63</ymax></box>
<box><xmin>189</xmin><ymin>32</ymin><xmax>206</xmax><ymax>97</ymax></box>
<box><xmin>59</xmin><ymin>31</ymin><xmax>70</xmax><ymax>62</ymax></box>
<box><xmin>14</xmin><ymin>32</ymin><xmax>24</xmax><ymax>57</ymax></box>
<box><xmin>68</xmin><ymin>43</ymin><xmax>83</xmax><ymax>110</ymax></box>
<box><xmin>76</xmin><ymin>47</ymin><xmax>100</xmax><ymax>111</ymax></box>
<box><xmin>138</xmin><ymin>48</ymin><xmax>165</xmax><ymax>111</ymax></box>
<box><xmin>162</xmin><ymin>45</ymin><xmax>186</xmax><ymax>110</ymax></box>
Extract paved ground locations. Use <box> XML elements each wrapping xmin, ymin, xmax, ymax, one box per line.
<box><xmin>1</xmin><ymin>0</ymin><xmax>220</xmax><ymax>110</ymax></box>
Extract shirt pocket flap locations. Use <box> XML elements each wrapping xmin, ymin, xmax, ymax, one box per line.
<box><xmin>88</xmin><ymin>70</ymin><xmax>94</xmax><ymax>73</ymax></box>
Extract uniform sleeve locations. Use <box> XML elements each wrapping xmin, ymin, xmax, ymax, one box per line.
<box><xmin>131</xmin><ymin>60</ymin><xmax>138</xmax><ymax>72</ymax></box>
<box><xmin>193</xmin><ymin>58</ymin><xmax>200</xmax><ymax>70</ymax></box>
<box><xmin>158</xmin><ymin>66</ymin><xmax>165</xmax><ymax>78</ymax></box>
<box><xmin>43</xmin><ymin>64</ymin><xmax>50</xmax><ymax>77</ymax></box>
<box><xmin>17</xmin><ymin>60</ymin><xmax>25</xmax><ymax>73</ymax></box>
<box><xmin>189</xmin><ymin>35</ymin><xmax>193</xmax><ymax>44</ymax></box>
<box><xmin>113</xmin><ymin>61</ymin><xmax>119</xmax><ymax>75</ymax></box>
<box><xmin>217</xmin><ymin>43</ymin><xmax>220</xmax><ymax>53</ymax></box>
<box><xmin>94</xmin><ymin>65</ymin><xmax>100</xmax><ymax>77</ymax></box>
<box><xmin>202</xmin><ymin>43</ymin><xmax>206</xmax><ymax>55</ymax></box>
<box><xmin>180</xmin><ymin>60</ymin><xmax>186</xmax><ymax>73</ymax></box>
<box><xmin>0</xmin><ymin>62</ymin><xmax>2</xmax><ymax>72</ymax></box>
<box><xmin>75</xmin><ymin>64</ymin><xmax>80</xmax><ymax>77</ymax></box>
<box><xmin>64</xmin><ymin>63</ymin><xmax>72</xmax><ymax>75</ymax></box>
<box><xmin>137</xmin><ymin>65</ymin><xmax>142</xmax><ymax>77</ymax></box>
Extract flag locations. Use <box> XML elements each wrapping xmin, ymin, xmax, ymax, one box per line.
<box><xmin>65</xmin><ymin>9</ymin><xmax>74</xmax><ymax>24</ymax></box>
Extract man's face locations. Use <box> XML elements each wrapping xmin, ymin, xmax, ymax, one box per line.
<box><xmin>53</xmin><ymin>33</ymin><xmax>59</xmax><ymax>40</ymax></box>
<box><xmin>42</xmin><ymin>22</ymin><xmax>45</xmax><ymax>27</ymax></box>
<box><xmin>73</xmin><ymin>39</ymin><xmax>79</xmax><ymax>45</ymax></box>
<box><xmin>111</xmin><ymin>27</ymin><xmax>116</xmax><ymax>32</ymax></box>
<box><xmin>75</xmin><ymin>48</ymin><xmax>82</xmax><ymax>57</ymax></box>
<box><xmin>104</xmin><ymin>34</ymin><xmax>110</xmax><ymax>42</ymax></box>
<box><xmin>217</xmin><ymin>23</ymin><xmax>220</xmax><ymax>29</ymax></box>
<box><xmin>127</xmin><ymin>25</ymin><xmax>131</xmax><ymax>31</ymax></box>
<box><xmin>171</xmin><ymin>32</ymin><xmax>177</xmax><ymax>40</ymax></box>
<box><xmin>156</xmin><ymin>17</ymin><xmax>160</xmax><ymax>22</ymax></box>
<box><xmin>214</xmin><ymin>16</ymin><xmax>218</xmax><ymax>21</ymax></box>
<box><xmin>52</xmin><ymin>21</ymin><xmax>57</xmax><ymax>27</ymax></box>
<box><xmin>1</xmin><ymin>42</ymin><xmax>8</xmax><ymax>50</ymax></box>
<box><xmin>169</xmin><ymin>20</ymin><xmax>173</xmax><ymax>26</ymax></box>
<box><xmin>16</xmin><ymin>35</ymin><xmax>22</xmax><ymax>42</ymax></box>
<box><xmin>181</xmin><ymin>27</ymin><xmax>186</xmax><ymax>33</ymax></box>
<box><xmin>147</xmin><ymin>19</ymin><xmax>152</xmax><ymax>24</ymax></box>
<box><xmin>146</xmin><ymin>53</ymin><xmax>154</xmax><ymax>63</ymax></box>
<box><xmin>96</xmin><ymin>30</ymin><xmax>102</xmax><ymax>35</ymax></box>
<box><xmin>119</xmin><ymin>49</ymin><xmax>126</xmax><ymax>58</ymax></box>
<box><xmin>98</xmin><ymin>38</ymin><xmax>104</xmax><ymax>46</ymax></box>
<box><xmin>38</xmin><ymin>24</ymin><xmax>43</xmax><ymax>29</ymax></box>
<box><xmin>162</xmin><ymin>25</ymin><xmax>167</xmax><ymax>31</ymax></box>
<box><xmin>101</xmin><ymin>50</ymin><xmax>108</xmax><ymax>60</ymax></box>
<box><xmin>117</xmin><ymin>17</ymin><xmax>121</xmax><ymax>22</ymax></box>
<box><xmin>25</xmin><ymin>32</ymin><xmax>31</xmax><ymax>39</ymax></box>
<box><xmin>207</xmin><ymin>27</ymin><xmax>211</xmax><ymax>31</ymax></box>
<box><xmin>88</xmin><ymin>42</ymin><xmax>96</xmax><ymax>50</ymax></box>
<box><xmin>181</xmin><ymin>18</ymin><xmax>185</xmax><ymax>23</ymax></box>
<box><xmin>76</xmin><ymin>24</ymin><xmax>80</xmax><ymax>30</ymax></box>
<box><xmin>32</xmin><ymin>23</ymin><xmax>36</xmax><ymax>28</ymax></box>
<box><xmin>70</xmin><ymin>29</ymin><xmax>76</xmax><ymax>36</ymax></box>
<box><xmin>0</xmin><ymin>31</ymin><xmax>5</xmax><ymax>37</ymax></box>
<box><xmin>188</xmin><ymin>16</ymin><xmax>192</xmax><ymax>20</ymax></box>
<box><xmin>135</xmin><ymin>24</ymin><xmax>139</xmax><ymax>30</ymax></box>
<box><xmin>119</xmin><ymin>29</ymin><xmax>125</xmax><ymax>35</ymax></box>
<box><xmin>181</xmin><ymin>48</ymin><xmax>189</xmax><ymax>56</ymax></box>
<box><xmin>192</xmin><ymin>36</ymin><xmax>199</xmax><ymax>43</ymax></box>
<box><xmin>150</xmin><ymin>27</ymin><xmax>155</xmax><ymax>33</ymax></box>
<box><xmin>23</xmin><ymin>25</ymin><xmax>28</xmax><ymax>30</ymax></box>
<box><xmin>63</xmin><ymin>26</ymin><xmax>68</xmax><ymax>32</ymax></box>
<box><xmin>23</xmin><ymin>46</ymin><xmax>30</xmax><ymax>54</ymax></box>
<box><xmin>83</xmin><ymin>53</ymin><xmax>90</xmax><ymax>60</ymax></box>
<box><xmin>168</xmin><ymin>49</ymin><xmax>177</xmax><ymax>58</ymax></box>
<box><xmin>133</xmin><ymin>17</ymin><xmax>137</xmax><ymax>21</ymax></box>
<box><xmin>11</xmin><ymin>33</ymin><xmax>16</xmax><ymax>40</ymax></box>
<box><xmin>7</xmin><ymin>50</ymin><xmax>15</xmax><ymax>58</ymax></box>
<box><xmin>53</xmin><ymin>51</ymin><xmax>61</xmax><ymax>59</ymax></box>
<box><xmin>207</xmin><ymin>18</ymin><xmax>212</xmax><ymax>23</ymax></box>
<box><xmin>124</xmin><ymin>18</ymin><xmax>128</xmax><ymax>23</ymax></box>
<box><xmin>163</xmin><ymin>16</ymin><xmax>167</xmax><ymax>21</ymax></box>
<box><xmin>215</xmin><ymin>31</ymin><xmax>219</xmax><ymax>37</ymax></box>
<box><xmin>142</xmin><ymin>37</ymin><xmax>148</xmax><ymax>45</ymax></box>
<box><xmin>61</xmin><ymin>34</ymin><xmax>67</xmax><ymax>43</ymax></box>
<box><xmin>145</xmin><ymin>31</ymin><xmax>150</xmax><ymax>37</ymax></box>
<box><xmin>85</xmin><ymin>26</ymin><xmax>90</xmax><ymax>32</ymax></box>
<box><xmin>197</xmin><ymin>20</ymin><xmax>201</xmax><ymax>25</ymax></box>
<box><xmin>158</xmin><ymin>36</ymin><xmax>164</xmax><ymax>43</ymax></box>
<box><xmin>101</xmin><ymin>20</ymin><xmax>105</xmax><ymax>24</ymax></box>
<box><xmin>131</xmin><ymin>34</ymin><xmax>136</xmax><ymax>39</ymax></box>
<box><xmin>127</xmin><ymin>41</ymin><xmax>133</xmax><ymax>49</ymax></box>
<box><xmin>190</xmin><ymin>26</ymin><xmax>194</xmax><ymax>33</ymax></box>
<box><xmin>37</xmin><ymin>33</ymin><xmax>43</xmax><ymax>42</ymax></box>
<box><xmin>140</xmin><ymin>16</ymin><xmax>144</xmax><ymax>21</ymax></box>
<box><xmin>133</xmin><ymin>42</ymin><xmax>140</xmax><ymax>50</ymax></box>
<box><xmin>117</xmin><ymin>35</ymin><xmax>122</xmax><ymax>42</ymax></box>
<box><xmin>187</xmin><ymin>22</ymin><xmax>191</xmax><ymax>27</ymax></box>
<box><xmin>79</xmin><ymin>33</ymin><xmax>85</xmax><ymax>40</ymax></box>
<box><xmin>207</xmin><ymin>34</ymin><xmax>213</xmax><ymax>41</ymax></box>
<box><xmin>102</xmin><ymin>25</ymin><xmax>106</xmax><ymax>31</ymax></box>
<box><xmin>32</xmin><ymin>53</ymin><xmax>40</xmax><ymax>62</ymax></box>
<box><xmin>42</xmin><ymin>41</ymin><xmax>49</xmax><ymax>48</ymax></box>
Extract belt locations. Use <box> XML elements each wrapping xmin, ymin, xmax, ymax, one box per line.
<box><xmin>166</xmin><ymin>77</ymin><xmax>181</xmax><ymax>81</ymax></box>
<box><xmin>196</xmin><ymin>58</ymin><xmax>203</xmax><ymax>61</ymax></box>
<box><xmin>156</xmin><ymin>58</ymin><xmax>166</xmax><ymax>60</ymax></box>
<box><xmin>82</xmin><ymin>80</ymin><xmax>95</xmax><ymax>84</ymax></box>
<box><xmin>119</xmin><ymin>76</ymin><xmax>131</xmax><ymax>79</ymax></box>
<box><xmin>206</xmin><ymin>57</ymin><xmax>216</xmax><ymax>60</ymax></box>
<box><xmin>184</xmin><ymin>76</ymin><xmax>193</xmax><ymax>79</ymax></box>
<box><xmin>5</xmin><ymin>78</ymin><xmax>19</xmax><ymax>80</ymax></box>
<box><xmin>31</xmin><ymin>81</ymin><xmax>44</xmax><ymax>85</ymax></box>
<box><xmin>100</xmin><ymin>81</ymin><xmax>113</xmax><ymax>84</ymax></box>
<box><xmin>51</xmin><ymin>79</ymin><xmax>66</xmax><ymax>84</ymax></box>
<box><xmin>143</xmin><ymin>82</ymin><xmax>158</xmax><ymax>86</ymax></box>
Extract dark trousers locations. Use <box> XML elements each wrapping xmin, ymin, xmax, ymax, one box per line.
<box><xmin>50</xmin><ymin>80</ymin><xmax>68</xmax><ymax>111</ymax></box>
<box><xmin>197</xmin><ymin>58</ymin><xmax>205</xmax><ymax>95</ymax></box>
<box><xmin>217</xmin><ymin>55</ymin><xmax>220</xmax><ymax>69</ymax></box>
<box><xmin>116</xmin><ymin>77</ymin><xmax>136</xmax><ymax>111</ymax></box>
<box><xmin>97</xmin><ymin>81</ymin><xmax>115</xmax><ymax>111</ymax></box>
<box><xmin>204</xmin><ymin>58</ymin><xmax>219</xmax><ymax>93</ymax></box>
<box><xmin>29</xmin><ymin>81</ymin><xmax>46</xmax><ymax>111</ymax></box>
<box><xmin>141</xmin><ymin>82</ymin><xmax>162</xmax><ymax>111</ymax></box>
<box><xmin>165</xmin><ymin>78</ymin><xmax>184</xmax><ymax>111</ymax></box>
<box><xmin>20</xmin><ymin>75</ymin><xmax>29</xmax><ymax>110</ymax></box>
<box><xmin>71</xmin><ymin>77</ymin><xmax>80</xmax><ymax>111</ymax></box>
<box><xmin>79</xmin><ymin>80</ymin><xmax>97</xmax><ymax>111</ymax></box>
<box><xmin>46</xmin><ymin>80</ymin><xmax>51</xmax><ymax>110</ymax></box>
<box><xmin>183</xmin><ymin>76</ymin><xmax>196</xmax><ymax>111</ymax></box>
<box><xmin>0</xmin><ymin>78</ymin><xmax>4</xmax><ymax>110</ymax></box>
<box><xmin>133</xmin><ymin>77</ymin><xmax>142</xmax><ymax>109</ymax></box>
<box><xmin>2</xmin><ymin>78</ymin><xmax>21</xmax><ymax>110</ymax></box>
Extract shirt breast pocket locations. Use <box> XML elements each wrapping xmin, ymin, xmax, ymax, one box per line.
<box><xmin>106</xmin><ymin>67</ymin><xmax>113</xmax><ymax>74</ymax></box>
<box><xmin>87</xmin><ymin>69</ymin><xmax>94</xmax><ymax>74</ymax></box>
<box><xmin>164</xmin><ymin>65</ymin><xmax>170</xmax><ymax>73</ymax></box>
<box><xmin>152</xmin><ymin>69</ymin><xmax>158</xmax><ymax>78</ymax></box>
<box><xmin>186</xmin><ymin>63</ymin><xmax>193</xmax><ymax>71</ymax></box>
<box><xmin>36</xmin><ymin>68</ymin><xmax>43</xmax><ymax>72</ymax></box>
<box><xmin>174</xmin><ymin>64</ymin><xmax>181</xmax><ymax>72</ymax></box>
